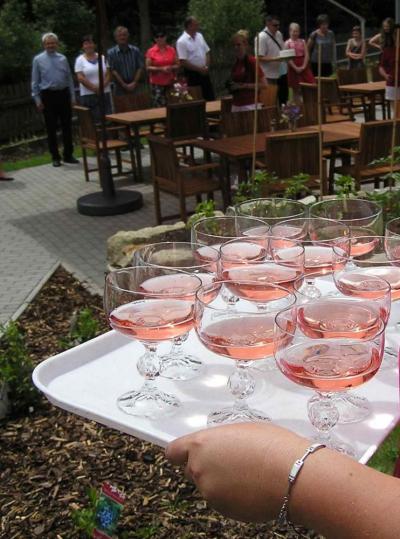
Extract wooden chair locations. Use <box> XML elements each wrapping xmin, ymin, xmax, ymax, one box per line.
<box><xmin>300</xmin><ymin>82</ymin><xmax>354</xmax><ymax>124</ymax></box>
<box><xmin>220</xmin><ymin>107</ymin><xmax>272</xmax><ymax>137</ymax></box>
<box><xmin>335</xmin><ymin>120</ymin><xmax>400</xmax><ymax>190</ymax></box>
<box><xmin>112</xmin><ymin>91</ymin><xmax>152</xmax><ymax>112</ymax></box>
<box><xmin>166</xmin><ymin>99</ymin><xmax>208</xmax><ymax>141</ymax></box>
<box><xmin>336</xmin><ymin>68</ymin><xmax>369</xmax><ymax>120</ymax></box>
<box><xmin>258</xmin><ymin>130</ymin><xmax>326</xmax><ymax>195</ymax></box>
<box><xmin>147</xmin><ymin>135</ymin><xmax>227</xmax><ymax>223</ymax></box>
<box><xmin>259</xmin><ymin>85</ymin><xmax>278</xmax><ymax>108</ymax></box>
<box><xmin>74</xmin><ymin>105</ymin><xmax>136</xmax><ymax>182</ymax></box>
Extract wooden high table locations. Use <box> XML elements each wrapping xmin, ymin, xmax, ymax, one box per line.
<box><xmin>193</xmin><ymin>121</ymin><xmax>362</xmax><ymax>201</ymax></box>
<box><xmin>106</xmin><ymin>100</ymin><xmax>221</xmax><ymax>182</ymax></box>
<box><xmin>338</xmin><ymin>81</ymin><xmax>386</xmax><ymax>121</ymax></box>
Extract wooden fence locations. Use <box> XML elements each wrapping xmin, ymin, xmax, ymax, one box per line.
<box><xmin>0</xmin><ymin>81</ymin><xmax>45</xmax><ymax>145</ymax></box>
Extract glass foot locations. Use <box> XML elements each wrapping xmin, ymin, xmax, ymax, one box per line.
<box><xmin>207</xmin><ymin>405</ymin><xmax>271</xmax><ymax>426</ymax></box>
<box><xmin>117</xmin><ymin>386</ymin><xmax>180</xmax><ymax>418</ymax></box>
<box><xmin>335</xmin><ymin>393</ymin><xmax>371</xmax><ymax>424</ymax></box>
<box><xmin>312</xmin><ymin>433</ymin><xmax>356</xmax><ymax>457</ymax></box>
<box><xmin>160</xmin><ymin>354</ymin><xmax>204</xmax><ymax>381</ymax></box>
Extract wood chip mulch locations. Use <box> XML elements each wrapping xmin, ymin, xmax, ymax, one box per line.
<box><xmin>0</xmin><ymin>267</ymin><xmax>323</xmax><ymax>539</ymax></box>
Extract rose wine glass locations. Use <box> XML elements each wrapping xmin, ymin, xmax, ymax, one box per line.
<box><xmin>334</xmin><ymin>237</ymin><xmax>397</xmax><ymax>367</ymax></box>
<box><xmin>133</xmin><ymin>242</ymin><xmax>220</xmax><ymax>380</ymax></box>
<box><xmin>195</xmin><ymin>281</ymin><xmax>296</xmax><ymax>425</ymax></box>
<box><xmin>272</xmin><ymin>217</ymin><xmax>350</xmax><ymax>298</ymax></box>
<box><xmin>274</xmin><ymin>307</ymin><xmax>385</xmax><ymax>456</ymax></box>
<box><xmin>234</xmin><ymin>197</ymin><xmax>307</xmax><ymax>226</ymax></box>
<box><xmin>309</xmin><ymin>198</ymin><xmax>383</xmax><ymax>257</ymax></box>
<box><xmin>191</xmin><ymin>215</ymin><xmax>269</xmax><ymax>249</ymax></box>
<box><xmin>104</xmin><ymin>266</ymin><xmax>202</xmax><ymax>418</ymax></box>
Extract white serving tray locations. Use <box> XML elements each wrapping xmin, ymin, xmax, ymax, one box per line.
<box><xmin>33</xmin><ymin>321</ymin><xmax>400</xmax><ymax>464</ymax></box>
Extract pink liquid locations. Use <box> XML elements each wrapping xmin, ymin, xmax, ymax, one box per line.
<box><xmin>242</xmin><ymin>225</ymin><xmax>270</xmax><ymax>237</ymax></box>
<box><xmin>222</xmin><ymin>264</ymin><xmax>300</xmax><ymax>299</ymax></box>
<box><xmin>304</xmin><ymin>245</ymin><xmax>335</xmax><ymax>275</ymax></box>
<box><xmin>279</xmin><ymin>341</ymin><xmax>382</xmax><ymax>391</ymax></box>
<box><xmin>110</xmin><ymin>299</ymin><xmax>194</xmax><ymax>340</ymax></box>
<box><xmin>272</xmin><ymin>224</ymin><xmax>306</xmax><ymax>241</ymax></box>
<box><xmin>337</xmin><ymin>267</ymin><xmax>400</xmax><ymax>302</ymax></box>
<box><xmin>198</xmin><ymin>316</ymin><xmax>283</xmax><ymax>360</ymax></box>
<box><xmin>139</xmin><ymin>273</ymin><xmax>200</xmax><ymax>299</ymax></box>
<box><xmin>350</xmin><ymin>234</ymin><xmax>380</xmax><ymax>257</ymax></box>
<box><xmin>194</xmin><ymin>246</ymin><xmax>219</xmax><ymax>272</ymax></box>
<box><xmin>221</xmin><ymin>242</ymin><xmax>267</xmax><ymax>268</ymax></box>
<box><xmin>297</xmin><ymin>300</ymin><xmax>383</xmax><ymax>339</ymax></box>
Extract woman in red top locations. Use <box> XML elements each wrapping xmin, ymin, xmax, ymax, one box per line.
<box><xmin>379</xmin><ymin>29</ymin><xmax>400</xmax><ymax>114</ymax></box>
<box><xmin>285</xmin><ymin>22</ymin><xmax>315</xmax><ymax>103</ymax></box>
<box><xmin>230</xmin><ymin>30</ymin><xmax>266</xmax><ymax>112</ymax></box>
<box><xmin>145</xmin><ymin>30</ymin><xmax>179</xmax><ymax>107</ymax></box>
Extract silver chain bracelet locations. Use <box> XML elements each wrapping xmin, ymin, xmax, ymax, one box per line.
<box><xmin>277</xmin><ymin>443</ymin><xmax>326</xmax><ymax>528</ymax></box>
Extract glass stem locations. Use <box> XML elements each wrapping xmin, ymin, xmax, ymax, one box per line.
<box><xmin>301</xmin><ymin>277</ymin><xmax>322</xmax><ymax>299</ymax></box>
<box><xmin>168</xmin><ymin>333</ymin><xmax>188</xmax><ymax>359</ymax></box>
<box><xmin>137</xmin><ymin>342</ymin><xmax>160</xmax><ymax>383</ymax></box>
<box><xmin>307</xmin><ymin>392</ymin><xmax>339</xmax><ymax>443</ymax></box>
<box><xmin>228</xmin><ymin>361</ymin><xmax>255</xmax><ymax>409</ymax></box>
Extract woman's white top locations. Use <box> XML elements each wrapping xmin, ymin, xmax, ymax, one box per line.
<box><xmin>74</xmin><ymin>54</ymin><xmax>110</xmax><ymax>95</ymax></box>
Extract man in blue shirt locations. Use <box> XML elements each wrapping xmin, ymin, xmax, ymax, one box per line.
<box><xmin>107</xmin><ymin>26</ymin><xmax>144</xmax><ymax>96</ymax></box>
<box><xmin>31</xmin><ymin>33</ymin><xmax>78</xmax><ymax>167</ymax></box>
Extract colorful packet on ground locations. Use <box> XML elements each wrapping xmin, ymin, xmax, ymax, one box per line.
<box><xmin>93</xmin><ymin>482</ymin><xmax>126</xmax><ymax>538</ymax></box>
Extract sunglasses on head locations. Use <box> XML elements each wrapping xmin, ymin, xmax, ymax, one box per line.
<box><xmin>155</xmin><ymin>34</ymin><xmax>166</xmax><ymax>38</ymax></box>
<box><xmin>272</xmin><ymin>23</ymin><xmax>280</xmax><ymax>27</ymax></box>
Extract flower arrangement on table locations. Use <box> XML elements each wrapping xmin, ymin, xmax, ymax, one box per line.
<box><xmin>281</xmin><ymin>102</ymin><xmax>302</xmax><ymax>131</ymax></box>
<box><xmin>170</xmin><ymin>81</ymin><xmax>193</xmax><ymax>102</ymax></box>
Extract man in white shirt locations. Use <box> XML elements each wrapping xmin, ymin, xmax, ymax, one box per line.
<box><xmin>256</xmin><ymin>15</ymin><xmax>288</xmax><ymax>105</ymax></box>
<box><xmin>176</xmin><ymin>16</ymin><xmax>215</xmax><ymax>101</ymax></box>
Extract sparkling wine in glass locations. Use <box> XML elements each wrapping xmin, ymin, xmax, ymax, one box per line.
<box><xmin>234</xmin><ymin>197</ymin><xmax>307</xmax><ymax>227</ymax></box>
<box><xmin>309</xmin><ymin>198</ymin><xmax>383</xmax><ymax>257</ymax></box>
<box><xmin>104</xmin><ymin>266</ymin><xmax>202</xmax><ymax>418</ymax></box>
<box><xmin>272</xmin><ymin>217</ymin><xmax>350</xmax><ymax>298</ymax></box>
<box><xmin>195</xmin><ymin>281</ymin><xmax>296</xmax><ymax>425</ymax></box>
<box><xmin>133</xmin><ymin>242</ymin><xmax>220</xmax><ymax>380</ymax></box>
<box><xmin>274</xmin><ymin>308</ymin><xmax>385</xmax><ymax>456</ymax></box>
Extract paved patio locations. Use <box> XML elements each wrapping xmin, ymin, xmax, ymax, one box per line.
<box><xmin>0</xmin><ymin>151</ymin><xmax>202</xmax><ymax>324</ymax></box>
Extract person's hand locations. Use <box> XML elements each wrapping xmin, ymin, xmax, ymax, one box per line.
<box><xmin>36</xmin><ymin>102</ymin><xmax>44</xmax><ymax>112</ymax></box>
<box><xmin>163</xmin><ymin>65</ymin><xmax>172</xmax><ymax>73</ymax></box>
<box><xmin>199</xmin><ymin>66</ymin><xmax>209</xmax><ymax>75</ymax></box>
<box><xmin>166</xmin><ymin>423</ymin><xmax>309</xmax><ymax>523</ymax></box>
<box><xmin>126</xmin><ymin>81</ymin><xmax>138</xmax><ymax>91</ymax></box>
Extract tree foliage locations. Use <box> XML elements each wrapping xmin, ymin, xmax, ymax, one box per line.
<box><xmin>0</xmin><ymin>0</ymin><xmax>94</xmax><ymax>83</ymax></box>
<box><xmin>0</xmin><ymin>0</ymin><xmax>41</xmax><ymax>82</ymax></box>
<box><xmin>188</xmin><ymin>0</ymin><xmax>265</xmax><ymax>47</ymax></box>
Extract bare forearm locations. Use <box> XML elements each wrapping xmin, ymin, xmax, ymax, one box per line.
<box><xmin>290</xmin><ymin>445</ymin><xmax>400</xmax><ymax>538</ymax></box>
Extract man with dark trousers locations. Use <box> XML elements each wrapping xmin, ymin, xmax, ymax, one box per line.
<box><xmin>176</xmin><ymin>16</ymin><xmax>215</xmax><ymax>101</ymax></box>
<box><xmin>31</xmin><ymin>32</ymin><xmax>78</xmax><ymax>167</ymax></box>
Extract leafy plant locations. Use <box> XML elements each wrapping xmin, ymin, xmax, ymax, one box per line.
<box><xmin>60</xmin><ymin>308</ymin><xmax>101</xmax><ymax>349</ymax></box>
<box><xmin>72</xmin><ymin>487</ymin><xmax>99</xmax><ymax>538</ymax></box>
<box><xmin>334</xmin><ymin>174</ymin><xmax>357</xmax><ymax>199</ymax></box>
<box><xmin>186</xmin><ymin>199</ymin><xmax>216</xmax><ymax>229</ymax></box>
<box><xmin>233</xmin><ymin>170</ymin><xmax>277</xmax><ymax>205</ymax></box>
<box><xmin>365</xmin><ymin>188</ymin><xmax>400</xmax><ymax>224</ymax></box>
<box><xmin>369</xmin><ymin>146</ymin><xmax>400</xmax><ymax>167</ymax></box>
<box><xmin>283</xmin><ymin>173</ymin><xmax>311</xmax><ymax>200</ymax></box>
<box><xmin>0</xmin><ymin>322</ymin><xmax>40</xmax><ymax>416</ymax></box>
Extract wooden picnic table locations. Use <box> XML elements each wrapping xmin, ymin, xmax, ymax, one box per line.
<box><xmin>338</xmin><ymin>81</ymin><xmax>386</xmax><ymax>121</ymax></box>
<box><xmin>106</xmin><ymin>100</ymin><xmax>221</xmax><ymax>181</ymax></box>
<box><xmin>193</xmin><ymin>121</ymin><xmax>361</xmax><ymax>201</ymax></box>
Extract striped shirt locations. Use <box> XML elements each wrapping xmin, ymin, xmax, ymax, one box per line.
<box><xmin>107</xmin><ymin>44</ymin><xmax>143</xmax><ymax>93</ymax></box>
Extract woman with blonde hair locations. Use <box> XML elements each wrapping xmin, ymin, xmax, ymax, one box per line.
<box><xmin>229</xmin><ymin>29</ymin><xmax>266</xmax><ymax>112</ymax></box>
<box><xmin>285</xmin><ymin>22</ymin><xmax>315</xmax><ymax>102</ymax></box>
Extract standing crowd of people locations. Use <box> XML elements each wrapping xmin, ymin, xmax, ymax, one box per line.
<box><xmin>29</xmin><ymin>13</ymin><xmax>398</xmax><ymax>164</ymax></box>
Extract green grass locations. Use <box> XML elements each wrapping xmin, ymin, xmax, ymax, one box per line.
<box><xmin>3</xmin><ymin>147</ymin><xmax>86</xmax><ymax>172</ymax></box>
<box><xmin>368</xmin><ymin>424</ymin><xmax>400</xmax><ymax>474</ymax></box>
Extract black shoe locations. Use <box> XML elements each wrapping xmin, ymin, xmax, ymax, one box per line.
<box><xmin>0</xmin><ymin>175</ymin><xmax>14</xmax><ymax>181</ymax></box>
<box><xmin>52</xmin><ymin>160</ymin><xmax>62</xmax><ymax>167</ymax></box>
<box><xmin>64</xmin><ymin>156</ymin><xmax>79</xmax><ymax>164</ymax></box>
